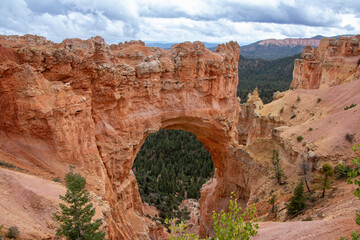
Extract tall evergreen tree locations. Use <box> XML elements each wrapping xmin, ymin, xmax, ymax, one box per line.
<box><xmin>287</xmin><ymin>178</ymin><xmax>306</xmax><ymax>215</ymax></box>
<box><xmin>53</xmin><ymin>166</ymin><xmax>106</xmax><ymax>240</ymax></box>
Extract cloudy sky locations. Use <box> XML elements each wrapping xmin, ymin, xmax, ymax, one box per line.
<box><xmin>1</xmin><ymin>0</ymin><xmax>359</xmax><ymax>45</ymax></box>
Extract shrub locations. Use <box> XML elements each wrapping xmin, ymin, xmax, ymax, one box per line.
<box><xmin>280</xmin><ymin>106</ymin><xmax>284</xmax><ymax>114</ymax></box>
<box><xmin>288</xmin><ymin>179</ymin><xmax>306</xmax><ymax>215</ymax></box>
<box><xmin>212</xmin><ymin>193</ymin><xmax>260</xmax><ymax>240</ymax></box>
<box><xmin>297</xmin><ymin>136</ymin><xmax>303</xmax><ymax>142</ymax></box>
<box><xmin>344</xmin><ymin>104</ymin><xmax>357</xmax><ymax>110</ymax></box>
<box><xmin>346</xmin><ymin>133</ymin><xmax>355</xmax><ymax>143</ymax></box>
<box><xmin>6</xmin><ymin>226</ymin><xmax>19</xmax><ymax>239</ymax></box>
<box><xmin>53</xmin><ymin>177</ymin><xmax>62</xmax><ymax>183</ymax></box>
<box><xmin>291</xmin><ymin>104</ymin><xmax>296</xmax><ymax>109</ymax></box>
<box><xmin>167</xmin><ymin>193</ymin><xmax>260</xmax><ymax>240</ymax></box>
<box><xmin>297</xmin><ymin>96</ymin><xmax>301</xmax><ymax>102</ymax></box>
<box><xmin>291</xmin><ymin>114</ymin><xmax>297</xmax><ymax>119</ymax></box>
<box><xmin>0</xmin><ymin>161</ymin><xmax>26</xmax><ymax>172</ymax></box>
<box><xmin>335</xmin><ymin>162</ymin><xmax>352</xmax><ymax>180</ymax></box>
<box><xmin>302</xmin><ymin>216</ymin><xmax>313</xmax><ymax>221</ymax></box>
<box><xmin>317</xmin><ymin>98</ymin><xmax>322</xmax><ymax>103</ymax></box>
<box><xmin>309</xmin><ymin>127</ymin><xmax>313</xmax><ymax>131</ymax></box>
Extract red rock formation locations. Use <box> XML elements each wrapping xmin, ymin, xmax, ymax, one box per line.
<box><xmin>0</xmin><ymin>35</ymin><xmax>242</xmax><ymax>239</ymax></box>
<box><xmin>3</xmin><ymin>33</ymin><xmax>359</xmax><ymax>240</ymax></box>
<box><xmin>291</xmin><ymin>35</ymin><xmax>360</xmax><ymax>89</ymax></box>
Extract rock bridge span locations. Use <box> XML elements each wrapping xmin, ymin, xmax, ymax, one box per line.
<box><xmin>0</xmin><ymin>35</ymin><xmax>264</xmax><ymax>239</ymax></box>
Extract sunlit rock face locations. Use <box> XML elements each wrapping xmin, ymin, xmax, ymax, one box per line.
<box><xmin>291</xmin><ymin>35</ymin><xmax>360</xmax><ymax>89</ymax></box>
<box><xmin>0</xmin><ymin>35</ymin><xmax>252</xmax><ymax>239</ymax></box>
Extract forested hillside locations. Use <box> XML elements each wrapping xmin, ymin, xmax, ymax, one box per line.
<box><xmin>237</xmin><ymin>53</ymin><xmax>301</xmax><ymax>103</ymax></box>
<box><xmin>132</xmin><ymin>129</ymin><xmax>214</xmax><ymax>222</ymax></box>
<box><xmin>241</xmin><ymin>44</ymin><xmax>306</xmax><ymax>60</ymax></box>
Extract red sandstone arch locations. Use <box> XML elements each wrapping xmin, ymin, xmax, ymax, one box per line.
<box><xmin>87</xmin><ymin>39</ymin><xmax>254</xmax><ymax>239</ymax></box>
<box><xmin>0</xmin><ymin>35</ymin><xmax>259</xmax><ymax>239</ymax></box>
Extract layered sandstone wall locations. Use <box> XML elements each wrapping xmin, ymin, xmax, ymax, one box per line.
<box><xmin>291</xmin><ymin>35</ymin><xmax>360</xmax><ymax>89</ymax></box>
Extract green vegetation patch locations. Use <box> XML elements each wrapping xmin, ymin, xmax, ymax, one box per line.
<box><xmin>133</xmin><ymin>129</ymin><xmax>214</xmax><ymax>223</ymax></box>
<box><xmin>0</xmin><ymin>161</ymin><xmax>27</xmax><ymax>173</ymax></box>
<box><xmin>344</xmin><ymin>103</ymin><xmax>357</xmax><ymax>110</ymax></box>
<box><xmin>237</xmin><ymin>54</ymin><xmax>300</xmax><ymax>104</ymax></box>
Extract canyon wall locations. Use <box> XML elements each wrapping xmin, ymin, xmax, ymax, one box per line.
<box><xmin>291</xmin><ymin>35</ymin><xmax>360</xmax><ymax>89</ymax></box>
<box><xmin>0</xmin><ymin>35</ymin><xmax>249</xmax><ymax>239</ymax></box>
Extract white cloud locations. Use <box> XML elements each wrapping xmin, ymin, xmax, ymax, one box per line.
<box><xmin>0</xmin><ymin>0</ymin><xmax>359</xmax><ymax>44</ymax></box>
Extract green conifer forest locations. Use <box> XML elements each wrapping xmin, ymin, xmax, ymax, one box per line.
<box><xmin>132</xmin><ymin>129</ymin><xmax>214</xmax><ymax>222</ymax></box>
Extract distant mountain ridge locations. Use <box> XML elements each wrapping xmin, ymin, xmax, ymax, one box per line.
<box><xmin>146</xmin><ymin>35</ymin><xmax>356</xmax><ymax>60</ymax></box>
<box><xmin>145</xmin><ymin>41</ymin><xmax>219</xmax><ymax>49</ymax></box>
<box><xmin>257</xmin><ymin>38</ymin><xmax>320</xmax><ymax>47</ymax></box>
<box><xmin>241</xmin><ymin>36</ymin><xmax>320</xmax><ymax>60</ymax></box>
<box><xmin>240</xmin><ymin>34</ymin><xmax>356</xmax><ymax>60</ymax></box>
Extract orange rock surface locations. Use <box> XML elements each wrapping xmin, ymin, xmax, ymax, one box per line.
<box><xmin>0</xmin><ymin>35</ymin><xmax>242</xmax><ymax>239</ymax></box>
<box><xmin>291</xmin><ymin>35</ymin><xmax>360</xmax><ymax>89</ymax></box>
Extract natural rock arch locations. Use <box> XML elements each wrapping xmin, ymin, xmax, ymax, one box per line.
<box><xmin>88</xmin><ymin>39</ymin><xmax>249</xmax><ymax>239</ymax></box>
<box><xmin>0</xmin><ymin>35</ymin><xmax>263</xmax><ymax>239</ymax></box>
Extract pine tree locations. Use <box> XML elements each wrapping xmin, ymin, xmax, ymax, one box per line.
<box><xmin>53</xmin><ymin>166</ymin><xmax>106</xmax><ymax>240</ymax></box>
<box><xmin>314</xmin><ymin>163</ymin><xmax>334</xmax><ymax>198</ymax></box>
<box><xmin>287</xmin><ymin>178</ymin><xmax>306</xmax><ymax>215</ymax></box>
<box><xmin>270</xmin><ymin>149</ymin><xmax>286</xmax><ymax>185</ymax></box>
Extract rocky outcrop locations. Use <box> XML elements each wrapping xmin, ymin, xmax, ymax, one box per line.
<box><xmin>291</xmin><ymin>35</ymin><xmax>360</xmax><ymax>89</ymax></box>
<box><xmin>0</xmin><ymin>35</ymin><xmax>245</xmax><ymax>239</ymax></box>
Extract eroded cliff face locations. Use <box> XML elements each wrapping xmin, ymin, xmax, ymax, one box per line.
<box><xmin>0</xmin><ymin>35</ymin><xmax>245</xmax><ymax>239</ymax></box>
<box><xmin>291</xmin><ymin>35</ymin><xmax>360</xmax><ymax>89</ymax></box>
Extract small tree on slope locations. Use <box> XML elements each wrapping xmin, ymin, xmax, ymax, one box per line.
<box><xmin>314</xmin><ymin>163</ymin><xmax>334</xmax><ymax>198</ymax></box>
<box><xmin>271</xmin><ymin>149</ymin><xmax>286</xmax><ymax>185</ymax></box>
<box><xmin>53</xmin><ymin>166</ymin><xmax>106</xmax><ymax>240</ymax></box>
<box><xmin>287</xmin><ymin>178</ymin><xmax>306</xmax><ymax>215</ymax></box>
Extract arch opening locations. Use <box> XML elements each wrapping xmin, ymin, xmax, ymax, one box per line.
<box><xmin>132</xmin><ymin>128</ymin><xmax>214</xmax><ymax>226</ymax></box>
